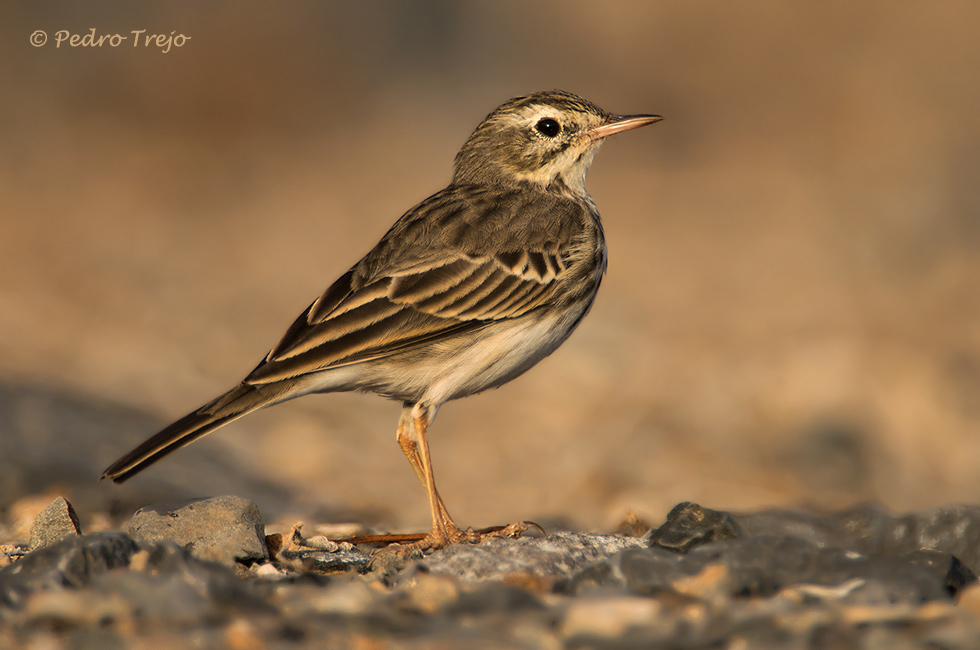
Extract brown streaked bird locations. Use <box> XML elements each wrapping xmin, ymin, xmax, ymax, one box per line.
<box><xmin>102</xmin><ymin>90</ymin><xmax>661</xmax><ymax>549</ymax></box>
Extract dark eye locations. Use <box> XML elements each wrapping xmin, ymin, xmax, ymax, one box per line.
<box><xmin>535</xmin><ymin>118</ymin><xmax>561</xmax><ymax>137</ymax></box>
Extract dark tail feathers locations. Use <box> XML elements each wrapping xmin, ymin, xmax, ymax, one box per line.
<box><xmin>101</xmin><ymin>384</ymin><xmax>273</xmax><ymax>483</ymax></box>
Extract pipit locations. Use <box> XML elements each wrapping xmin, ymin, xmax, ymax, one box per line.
<box><xmin>102</xmin><ymin>90</ymin><xmax>661</xmax><ymax>549</ymax></box>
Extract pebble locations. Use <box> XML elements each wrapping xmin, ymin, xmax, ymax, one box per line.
<box><xmin>276</xmin><ymin>579</ymin><xmax>379</xmax><ymax>617</ymax></box>
<box><xmin>646</xmin><ymin>501</ymin><xmax>742</xmax><ymax>552</ymax></box>
<box><xmin>561</xmin><ymin>595</ymin><xmax>661</xmax><ymax>639</ymax></box>
<box><xmin>28</xmin><ymin>496</ymin><xmax>81</xmax><ymax>552</ymax></box>
<box><xmin>129</xmin><ymin>495</ymin><xmax>268</xmax><ymax>567</ymax></box>
<box><xmin>401</xmin><ymin>571</ymin><xmax>461</xmax><ymax>614</ymax></box>
<box><xmin>8</xmin><ymin>493</ymin><xmax>67</xmax><ymax>544</ymax></box>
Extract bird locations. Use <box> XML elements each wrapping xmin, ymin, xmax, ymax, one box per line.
<box><xmin>102</xmin><ymin>90</ymin><xmax>661</xmax><ymax>550</ymax></box>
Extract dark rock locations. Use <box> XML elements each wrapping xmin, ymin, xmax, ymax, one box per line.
<box><xmin>449</xmin><ymin>582</ymin><xmax>546</xmax><ymax>615</ymax></box>
<box><xmin>645</xmin><ymin>502</ymin><xmax>742</xmax><ymax>553</ymax></box>
<box><xmin>569</xmin><ymin>533</ymin><xmax>975</xmax><ymax>605</ymax></box>
<box><xmin>0</xmin><ymin>531</ymin><xmax>270</xmax><ymax>625</ymax></box>
<box><xmin>562</xmin><ymin>545</ymin><xmax>684</xmax><ymax>596</ymax></box>
<box><xmin>395</xmin><ymin>571</ymin><xmax>463</xmax><ymax>614</ymax></box>
<box><xmin>1</xmin><ymin>532</ymin><xmax>138</xmax><ymax>607</ymax></box>
<box><xmin>707</xmin><ymin>536</ymin><xmax>975</xmax><ymax>602</ymax></box>
<box><xmin>739</xmin><ymin>503</ymin><xmax>980</xmax><ymax>574</ymax></box>
<box><xmin>129</xmin><ymin>495</ymin><xmax>268</xmax><ymax>567</ymax></box>
<box><xmin>27</xmin><ymin>496</ymin><xmax>81</xmax><ymax>552</ymax></box>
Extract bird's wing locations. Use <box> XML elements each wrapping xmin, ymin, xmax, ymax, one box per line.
<box><xmin>244</xmin><ymin>186</ymin><xmax>589</xmax><ymax>385</ymax></box>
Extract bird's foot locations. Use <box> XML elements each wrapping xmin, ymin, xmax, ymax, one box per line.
<box><xmin>413</xmin><ymin>519</ymin><xmax>545</xmax><ymax>551</ymax></box>
<box><xmin>340</xmin><ymin>520</ymin><xmax>545</xmax><ymax>550</ymax></box>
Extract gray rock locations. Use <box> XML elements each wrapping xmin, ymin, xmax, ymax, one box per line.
<box><xmin>418</xmin><ymin>532</ymin><xmax>645</xmax><ymax>585</ymax></box>
<box><xmin>0</xmin><ymin>531</ymin><xmax>270</xmax><ymax>625</ymax></box>
<box><xmin>28</xmin><ymin>496</ymin><xmax>81</xmax><ymax>552</ymax></box>
<box><xmin>129</xmin><ymin>495</ymin><xmax>268</xmax><ymax>567</ymax></box>
<box><xmin>1</xmin><ymin>532</ymin><xmax>138</xmax><ymax>607</ymax></box>
<box><xmin>448</xmin><ymin>582</ymin><xmax>546</xmax><ymax>615</ymax></box>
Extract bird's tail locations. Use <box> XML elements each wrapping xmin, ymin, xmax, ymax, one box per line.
<box><xmin>101</xmin><ymin>383</ymin><xmax>276</xmax><ymax>483</ymax></box>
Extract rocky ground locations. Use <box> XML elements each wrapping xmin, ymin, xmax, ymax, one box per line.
<box><xmin>2</xmin><ymin>496</ymin><xmax>979</xmax><ymax>649</ymax></box>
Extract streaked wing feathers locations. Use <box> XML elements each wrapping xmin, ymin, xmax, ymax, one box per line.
<box><xmin>245</xmin><ymin>185</ymin><xmax>587</xmax><ymax>385</ymax></box>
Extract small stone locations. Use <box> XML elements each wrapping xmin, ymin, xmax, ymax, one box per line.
<box><xmin>646</xmin><ymin>502</ymin><xmax>742</xmax><ymax>553</ymax></box>
<box><xmin>249</xmin><ymin>562</ymin><xmax>283</xmax><ymax>578</ymax></box>
<box><xmin>615</xmin><ymin>510</ymin><xmax>651</xmax><ymax>537</ymax></box>
<box><xmin>278</xmin><ymin>580</ymin><xmax>379</xmax><ymax>617</ymax></box>
<box><xmin>265</xmin><ymin>532</ymin><xmax>284</xmax><ymax>553</ymax></box>
<box><xmin>21</xmin><ymin>586</ymin><xmax>131</xmax><ymax>626</ymax></box>
<box><xmin>670</xmin><ymin>562</ymin><xmax>730</xmax><ymax>601</ymax></box>
<box><xmin>600</xmin><ymin>546</ymin><xmax>686</xmax><ymax>595</ymax></box>
<box><xmin>402</xmin><ymin>571</ymin><xmax>461</xmax><ymax>614</ymax></box>
<box><xmin>501</xmin><ymin>571</ymin><xmax>560</xmax><ymax>593</ymax></box>
<box><xmin>8</xmin><ymin>494</ymin><xmax>64</xmax><ymax>544</ymax></box>
<box><xmin>790</xmin><ymin>578</ymin><xmax>866</xmax><ymax>602</ymax></box>
<box><xmin>128</xmin><ymin>549</ymin><xmax>151</xmax><ymax>572</ymax></box>
<box><xmin>561</xmin><ymin>595</ymin><xmax>661</xmax><ymax>639</ymax></box>
<box><xmin>129</xmin><ymin>495</ymin><xmax>268</xmax><ymax>567</ymax></box>
<box><xmin>303</xmin><ymin>535</ymin><xmax>339</xmax><ymax>551</ymax></box>
<box><xmin>28</xmin><ymin>497</ymin><xmax>81</xmax><ymax>552</ymax></box>
<box><xmin>224</xmin><ymin>617</ymin><xmax>265</xmax><ymax>650</ymax></box>
<box><xmin>0</xmin><ymin>545</ymin><xmax>24</xmax><ymax>570</ymax></box>
<box><xmin>958</xmin><ymin>583</ymin><xmax>980</xmax><ymax>616</ymax></box>
<box><xmin>449</xmin><ymin>582</ymin><xmax>545</xmax><ymax>615</ymax></box>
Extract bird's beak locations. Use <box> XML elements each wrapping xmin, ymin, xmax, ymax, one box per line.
<box><xmin>587</xmin><ymin>114</ymin><xmax>663</xmax><ymax>140</ymax></box>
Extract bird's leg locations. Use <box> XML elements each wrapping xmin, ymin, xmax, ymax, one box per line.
<box><xmin>396</xmin><ymin>404</ymin><xmax>455</xmax><ymax>531</ymax></box>
<box><xmin>395</xmin><ymin>405</ymin><xmax>426</xmax><ymax>485</ymax></box>
<box><xmin>366</xmin><ymin>403</ymin><xmax>533</xmax><ymax>551</ymax></box>
<box><xmin>407</xmin><ymin>402</ymin><xmax>478</xmax><ymax>549</ymax></box>
<box><xmin>394</xmin><ymin>405</ymin><xmax>453</xmax><ymax>533</ymax></box>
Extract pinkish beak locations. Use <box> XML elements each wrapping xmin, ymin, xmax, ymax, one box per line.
<box><xmin>588</xmin><ymin>114</ymin><xmax>663</xmax><ymax>140</ymax></box>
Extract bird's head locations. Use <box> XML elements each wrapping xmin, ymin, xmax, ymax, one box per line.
<box><xmin>452</xmin><ymin>90</ymin><xmax>661</xmax><ymax>195</ymax></box>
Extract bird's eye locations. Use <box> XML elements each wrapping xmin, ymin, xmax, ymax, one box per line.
<box><xmin>535</xmin><ymin>118</ymin><xmax>561</xmax><ymax>137</ymax></box>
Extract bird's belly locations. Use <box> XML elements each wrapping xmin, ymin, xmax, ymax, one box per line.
<box><xmin>355</xmin><ymin>304</ymin><xmax>590</xmax><ymax>405</ymax></box>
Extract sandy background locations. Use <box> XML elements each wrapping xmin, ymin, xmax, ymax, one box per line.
<box><xmin>1</xmin><ymin>2</ymin><xmax>979</xmax><ymax>534</ymax></box>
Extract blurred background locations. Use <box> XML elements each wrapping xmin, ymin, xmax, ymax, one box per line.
<box><xmin>1</xmin><ymin>1</ymin><xmax>978</xmax><ymax>536</ymax></box>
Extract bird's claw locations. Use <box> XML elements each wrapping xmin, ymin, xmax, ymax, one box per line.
<box><xmin>472</xmin><ymin>520</ymin><xmax>546</xmax><ymax>540</ymax></box>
